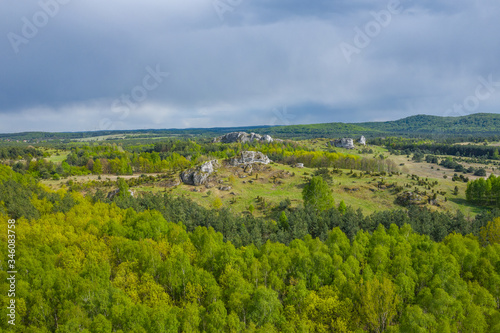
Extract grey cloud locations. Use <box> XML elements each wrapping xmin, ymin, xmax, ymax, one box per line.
<box><xmin>0</xmin><ymin>0</ymin><xmax>499</xmax><ymax>132</ymax></box>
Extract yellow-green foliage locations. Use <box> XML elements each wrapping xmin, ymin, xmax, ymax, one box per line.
<box><xmin>2</xmin><ymin>163</ymin><xmax>500</xmax><ymax>332</ymax></box>
<box><xmin>1</xmin><ymin>192</ymin><xmax>500</xmax><ymax>332</ymax></box>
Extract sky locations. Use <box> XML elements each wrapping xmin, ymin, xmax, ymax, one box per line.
<box><xmin>1</xmin><ymin>0</ymin><xmax>500</xmax><ymax>133</ymax></box>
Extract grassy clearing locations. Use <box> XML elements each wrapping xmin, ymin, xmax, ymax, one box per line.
<box><xmin>45</xmin><ymin>150</ymin><xmax>70</xmax><ymax>163</ymax></box>
<box><xmin>390</xmin><ymin>154</ymin><xmax>500</xmax><ymax>179</ymax></box>
<box><xmin>152</xmin><ymin>161</ymin><xmax>486</xmax><ymax>217</ymax></box>
<box><xmin>39</xmin><ymin>148</ymin><xmax>491</xmax><ymax>218</ymax></box>
<box><xmin>455</xmin><ymin>141</ymin><xmax>500</xmax><ymax>147</ymax></box>
<box><xmin>72</xmin><ymin>134</ymin><xmax>128</xmax><ymax>142</ymax></box>
<box><xmin>72</xmin><ymin>133</ymin><xmax>186</xmax><ymax>142</ymax></box>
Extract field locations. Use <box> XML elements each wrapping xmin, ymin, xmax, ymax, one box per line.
<box><xmin>45</xmin><ymin>149</ymin><xmax>70</xmax><ymax>163</ymax></box>
<box><xmin>141</xmin><ymin>163</ymin><xmax>489</xmax><ymax>217</ymax></box>
<box><xmin>5</xmin><ymin>127</ymin><xmax>499</xmax><ymax>220</ymax></box>
<box><xmin>40</xmin><ymin>151</ymin><xmax>490</xmax><ymax>218</ymax></box>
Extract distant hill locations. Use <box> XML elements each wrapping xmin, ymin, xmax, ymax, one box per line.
<box><xmin>257</xmin><ymin>123</ymin><xmax>378</xmax><ymax>139</ymax></box>
<box><xmin>258</xmin><ymin>113</ymin><xmax>500</xmax><ymax>139</ymax></box>
<box><xmin>358</xmin><ymin>113</ymin><xmax>500</xmax><ymax>135</ymax></box>
<box><xmin>0</xmin><ymin>126</ymin><xmax>272</xmax><ymax>142</ymax></box>
<box><xmin>1</xmin><ymin>113</ymin><xmax>499</xmax><ymax>141</ymax></box>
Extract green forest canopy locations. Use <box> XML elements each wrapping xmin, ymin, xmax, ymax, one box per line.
<box><xmin>1</xmin><ymin>165</ymin><xmax>500</xmax><ymax>332</ymax></box>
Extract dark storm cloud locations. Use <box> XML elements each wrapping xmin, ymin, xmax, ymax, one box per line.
<box><xmin>0</xmin><ymin>0</ymin><xmax>499</xmax><ymax>132</ymax></box>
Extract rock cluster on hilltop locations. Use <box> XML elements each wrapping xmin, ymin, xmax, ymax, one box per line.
<box><xmin>332</xmin><ymin>138</ymin><xmax>355</xmax><ymax>149</ymax></box>
<box><xmin>213</xmin><ymin>132</ymin><xmax>275</xmax><ymax>144</ymax></box>
<box><xmin>359</xmin><ymin>136</ymin><xmax>366</xmax><ymax>145</ymax></box>
<box><xmin>228</xmin><ymin>151</ymin><xmax>271</xmax><ymax>166</ymax></box>
<box><xmin>180</xmin><ymin>160</ymin><xmax>219</xmax><ymax>186</ymax></box>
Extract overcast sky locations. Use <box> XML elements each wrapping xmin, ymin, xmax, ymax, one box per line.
<box><xmin>1</xmin><ymin>0</ymin><xmax>500</xmax><ymax>133</ymax></box>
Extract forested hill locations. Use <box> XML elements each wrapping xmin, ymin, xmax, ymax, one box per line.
<box><xmin>0</xmin><ymin>126</ymin><xmax>271</xmax><ymax>142</ymax></box>
<box><xmin>259</xmin><ymin>113</ymin><xmax>500</xmax><ymax>139</ymax></box>
<box><xmin>358</xmin><ymin>113</ymin><xmax>500</xmax><ymax>135</ymax></box>
<box><xmin>258</xmin><ymin>123</ymin><xmax>379</xmax><ymax>139</ymax></box>
<box><xmin>1</xmin><ymin>113</ymin><xmax>500</xmax><ymax>141</ymax></box>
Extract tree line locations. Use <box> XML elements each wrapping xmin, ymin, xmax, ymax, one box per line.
<box><xmin>466</xmin><ymin>174</ymin><xmax>500</xmax><ymax>207</ymax></box>
<box><xmin>387</xmin><ymin>141</ymin><xmax>500</xmax><ymax>160</ymax></box>
<box><xmin>103</xmin><ymin>182</ymin><xmax>498</xmax><ymax>247</ymax></box>
<box><xmin>3</xmin><ymin>139</ymin><xmax>401</xmax><ymax>180</ymax></box>
<box><xmin>0</xmin><ymin>146</ymin><xmax>44</xmax><ymax>160</ymax></box>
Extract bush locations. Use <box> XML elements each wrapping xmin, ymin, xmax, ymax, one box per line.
<box><xmin>474</xmin><ymin>168</ymin><xmax>487</xmax><ymax>177</ymax></box>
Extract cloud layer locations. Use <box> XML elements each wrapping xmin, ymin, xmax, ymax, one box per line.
<box><xmin>1</xmin><ymin>0</ymin><xmax>500</xmax><ymax>132</ymax></box>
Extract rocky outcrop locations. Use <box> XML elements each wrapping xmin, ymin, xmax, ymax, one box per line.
<box><xmin>213</xmin><ymin>132</ymin><xmax>274</xmax><ymax>144</ymax></box>
<box><xmin>228</xmin><ymin>151</ymin><xmax>271</xmax><ymax>166</ymax></box>
<box><xmin>244</xmin><ymin>164</ymin><xmax>253</xmax><ymax>173</ymax></box>
<box><xmin>107</xmin><ymin>189</ymin><xmax>136</xmax><ymax>199</ymax></box>
<box><xmin>332</xmin><ymin>138</ymin><xmax>355</xmax><ymax>149</ymax></box>
<box><xmin>395</xmin><ymin>191</ymin><xmax>423</xmax><ymax>206</ymax></box>
<box><xmin>165</xmin><ymin>180</ymin><xmax>181</xmax><ymax>187</ymax></box>
<box><xmin>213</xmin><ymin>132</ymin><xmax>246</xmax><ymax>143</ymax></box>
<box><xmin>181</xmin><ymin>160</ymin><xmax>219</xmax><ymax>186</ymax></box>
<box><xmin>359</xmin><ymin>136</ymin><xmax>366</xmax><ymax>146</ymax></box>
<box><xmin>261</xmin><ymin>135</ymin><xmax>273</xmax><ymax>143</ymax></box>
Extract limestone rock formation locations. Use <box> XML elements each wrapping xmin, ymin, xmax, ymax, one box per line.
<box><xmin>213</xmin><ymin>132</ymin><xmax>274</xmax><ymax>144</ymax></box>
<box><xmin>213</xmin><ymin>132</ymin><xmax>246</xmax><ymax>143</ymax></box>
<box><xmin>180</xmin><ymin>160</ymin><xmax>219</xmax><ymax>186</ymax></box>
<box><xmin>332</xmin><ymin>138</ymin><xmax>355</xmax><ymax>149</ymax></box>
<box><xmin>244</xmin><ymin>164</ymin><xmax>253</xmax><ymax>173</ymax></box>
<box><xmin>395</xmin><ymin>191</ymin><xmax>423</xmax><ymax>206</ymax></box>
<box><xmin>229</xmin><ymin>151</ymin><xmax>271</xmax><ymax>166</ymax></box>
<box><xmin>107</xmin><ymin>189</ymin><xmax>136</xmax><ymax>199</ymax></box>
<box><xmin>359</xmin><ymin>136</ymin><xmax>366</xmax><ymax>146</ymax></box>
<box><xmin>261</xmin><ymin>135</ymin><xmax>273</xmax><ymax>143</ymax></box>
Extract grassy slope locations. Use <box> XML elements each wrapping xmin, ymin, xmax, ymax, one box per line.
<box><xmin>134</xmin><ymin>155</ymin><xmax>489</xmax><ymax>218</ymax></box>
<box><xmin>45</xmin><ymin>150</ymin><xmax>70</xmax><ymax>163</ymax></box>
<box><xmin>37</xmin><ymin>139</ymin><xmax>497</xmax><ymax>218</ymax></box>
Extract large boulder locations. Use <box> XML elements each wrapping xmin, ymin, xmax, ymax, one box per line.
<box><xmin>261</xmin><ymin>135</ymin><xmax>274</xmax><ymax>143</ymax></box>
<box><xmin>181</xmin><ymin>160</ymin><xmax>219</xmax><ymax>186</ymax></box>
<box><xmin>214</xmin><ymin>132</ymin><xmax>248</xmax><ymax>143</ymax></box>
<box><xmin>332</xmin><ymin>138</ymin><xmax>355</xmax><ymax>149</ymax></box>
<box><xmin>359</xmin><ymin>136</ymin><xmax>366</xmax><ymax>146</ymax></box>
<box><xmin>395</xmin><ymin>191</ymin><xmax>424</xmax><ymax>206</ymax></box>
<box><xmin>229</xmin><ymin>151</ymin><xmax>271</xmax><ymax>166</ymax></box>
<box><xmin>214</xmin><ymin>132</ymin><xmax>274</xmax><ymax>144</ymax></box>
